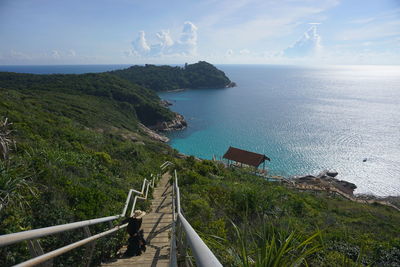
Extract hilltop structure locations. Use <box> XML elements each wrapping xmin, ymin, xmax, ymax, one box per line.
<box><xmin>223</xmin><ymin>146</ymin><xmax>270</xmax><ymax>171</ymax></box>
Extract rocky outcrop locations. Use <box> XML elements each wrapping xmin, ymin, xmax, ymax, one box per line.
<box><xmin>292</xmin><ymin>170</ymin><xmax>357</xmax><ymax>195</ymax></box>
<box><xmin>150</xmin><ymin>113</ymin><xmax>187</xmax><ymax>132</ymax></box>
<box><xmin>160</xmin><ymin>99</ymin><xmax>173</xmax><ymax>107</ymax></box>
<box><xmin>226</xmin><ymin>82</ymin><xmax>237</xmax><ymax>88</ymax></box>
<box><xmin>139</xmin><ymin>123</ymin><xmax>169</xmax><ymax>143</ymax></box>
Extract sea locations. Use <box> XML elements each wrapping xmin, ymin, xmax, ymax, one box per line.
<box><xmin>1</xmin><ymin>64</ymin><xmax>399</xmax><ymax>196</ymax></box>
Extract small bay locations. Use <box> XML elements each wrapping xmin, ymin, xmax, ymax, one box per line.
<box><xmin>159</xmin><ymin>65</ymin><xmax>400</xmax><ymax>196</ymax></box>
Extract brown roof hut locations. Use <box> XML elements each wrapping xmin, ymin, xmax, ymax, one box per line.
<box><xmin>223</xmin><ymin>146</ymin><xmax>270</xmax><ymax>170</ymax></box>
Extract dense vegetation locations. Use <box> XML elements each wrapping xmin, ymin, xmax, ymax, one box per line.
<box><xmin>110</xmin><ymin>61</ymin><xmax>232</xmax><ymax>91</ymax></box>
<box><xmin>0</xmin><ymin>69</ymin><xmax>399</xmax><ymax>266</ymax></box>
<box><xmin>0</xmin><ymin>72</ymin><xmax>177</xmax><ymax>266</ymax></box>
<box><xmin>0</xmin><ymin>72</ymin><xmax>174</xmax><ymax>126</ymax></box>
<box><xmin>169</xmin><ymin>159</ymin><xmax>400</xmax><ymax>266</ymax></box>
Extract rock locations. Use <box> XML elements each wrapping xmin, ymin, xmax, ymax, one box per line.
<box><xmin>326</xmin><ymin>171</ymin><xmax>338</xmax><ymax>178</ymax></box>
<box><xmin>226</xmin><ymin>82</ymin><xmax>237</xmax><ymax>88</ymax></box>
<box><xmin>150</xmin><ymin>113</ymin><xmax>187</xmax><ymax>132</ymax></box>
<box><xmin>160</xmin><ymin>99</ymin><xmax>173</xmax><ymax>107</ymax></box>
<box><xmin>295</xmin><ymin>175</ymin><xmax>317</xmax><ymax>181</ymax></box>
<box><xmin>293</xmin><ymin>170</ymin><xmax>356</xmax><ymax>195</ymax></box>
<box><xmin>317</xmin><ymin>170</ymin><xmax>338</xmax><ymax>178</ymax></box>
<box><xmin>139</xmin><ymin>123</ymin><xmax>169</xmax><ymax>143</ymax></box>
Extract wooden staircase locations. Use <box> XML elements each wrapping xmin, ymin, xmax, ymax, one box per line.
<box><xmin>101</xmin><ymin>173</ymin><xmax>173</xmax><ymax>267</ymax></box>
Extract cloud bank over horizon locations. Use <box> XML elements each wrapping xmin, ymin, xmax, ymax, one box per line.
<box><xmin>283</xmin><ymin>24</ymin><xmax>322</xmax><ymax>58</ymax></box>
<box><xmin>1</xmin><ymin>0</ymin><xmax>399</xmax><ymax>65</ymax></box>
<box><xmin>127</xmin><ymin>21</ymin><xmax>198</xmax><ymax>58</ymax></box>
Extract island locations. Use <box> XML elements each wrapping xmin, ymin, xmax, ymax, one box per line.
<box><xmin>110</xmin><ymin>61</ymin><xmax>236</xmax><ymax>91</ymax></box>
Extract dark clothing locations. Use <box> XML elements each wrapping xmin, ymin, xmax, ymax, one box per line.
<box><xmin>124</xmin><ymin>230</ymin><xmax>146</xmax><ymax>257</ymax></box>
<box><xmin>121</xmin><ymin>217</ymin><xmax>146</xmax><ymax>257</ymax></box>
<box><xmin>121</xmin><ymin>217</ymin><xmax>142</xmax><ymax>237</ymax></box>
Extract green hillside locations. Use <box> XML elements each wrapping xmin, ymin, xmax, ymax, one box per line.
<box><xmin>0</xmin><ymin>72</ymin><xmax>175</xmax><ymax>126</ymax></box>
<box><xmin>0</xmin><ymin>70</ymin><xmax>399</xmax><ymax>266</ymax></box>
<box><xmin>0</xmin><ymin>72</ymin><xmax>177</xmax><ymax>266</ymax></box>
<box><xmin>110</xmin><ymin>61</ymin><xmax>233</xmax><ymax>91</ymax></box>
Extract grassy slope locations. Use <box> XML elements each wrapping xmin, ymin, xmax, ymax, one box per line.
<box><xmin>0</xmin><ymin>78</ymin><xmax>177</xmax><ymax>266</ymax></box>
<box><xmin>171</xmin><ymin>159</ymin><xmax>400</xmax><ymax>266</ymax></box>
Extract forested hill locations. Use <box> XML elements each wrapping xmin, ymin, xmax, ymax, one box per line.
<box><xmin>110</xmin><ymin>61</ymin><xmax>233</xmax><ymax>91</ymax></box>
<box><xmin>0</xmin><ymin>72</ymin><xmax>174</xmax><ymax>126</ymax></box>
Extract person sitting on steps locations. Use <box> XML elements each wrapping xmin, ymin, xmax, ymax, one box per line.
<box><xmin>121</xmin><ymin>210</ymin><xmax>147</xmax><ymax>257</ymax></box>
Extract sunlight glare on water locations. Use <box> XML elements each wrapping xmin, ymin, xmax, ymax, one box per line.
<box><xmin>160</xmin><ymin>65</ymin><xmax>400</xmax><ymax>196</ymax></box>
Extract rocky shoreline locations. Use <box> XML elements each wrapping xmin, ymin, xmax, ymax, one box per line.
<box><xmin>140</xmin><ymin>112</ymin><xmax>187</xmax><ymax>143</ymax></box>
<box><xmin>150</xmin><ymin>113</ymin><xmax>187</xmax><ymax>132</ymax></box>
<box><xmin>291</xmin><ymin>170</ymin><xmax>357</xmax><ymax>195</ymax></box>
<box><xmin>139</xmin><ymin>123</ymin><xmax>170</xmax><ymax>142</ymax></box>
<box><xmin>286</xmin><ymin>170</ymin><xmax>400</xmax><ymax>211</ymax></box>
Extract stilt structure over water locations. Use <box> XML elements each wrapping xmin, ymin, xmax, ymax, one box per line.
<box><xmin>223</xmin><ymin>146</ymin><xmax>271</xmax><ymax>172</ymax></box>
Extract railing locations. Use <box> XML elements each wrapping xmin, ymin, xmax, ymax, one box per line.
<box><xmin>170</xmin><ymin>169</ymin><xmax>223</xmax><ymax>267</ymax></box>
<box><xmin>0</xmin><ymin>171</ymin><xmax>161</xmax><ymax>267</ymax></box>
<box><xmin>1</xmin><ymin>161</ymin><xmax>223</xmax><ymax>267</ymax></box>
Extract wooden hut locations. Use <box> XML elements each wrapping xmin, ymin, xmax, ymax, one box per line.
<box><xmin>223</xmin><ymin>146</ymin><xmax>270</xmax><ymax>171</ymax></box>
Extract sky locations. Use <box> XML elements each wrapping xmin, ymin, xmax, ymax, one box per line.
<box><xmin>0</xmin><ymin>0</ymin><xmax>399</xmax><ymax>65</ymax></box>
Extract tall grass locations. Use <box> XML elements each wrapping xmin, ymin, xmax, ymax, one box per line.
<box><xmin>0</xmin><ymin>118</ymin><xmax>37</xmax><ymax>212</ymax></box>
<box><xmin>229</xmin><ymin>221</ymin><xmax>322</xmax><ymax>267</ymax></box>
<box><xmin>0</xmin><ymin>118</ymin><xmax>15</xmax><ymax>161</ymax></box>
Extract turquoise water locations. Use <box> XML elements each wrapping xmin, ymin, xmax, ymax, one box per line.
<box><xmin>1</xmin><ymin>64</ymin><xmax>399</xmax><ymax>196</ymax></box>
<box><xmin>159</xmin><ymin>65</ymin><xmax>400</xmax><ymax>196</ymax></box>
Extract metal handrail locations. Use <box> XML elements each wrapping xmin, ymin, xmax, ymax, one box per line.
<box><xmin>1</xmin><ymin>161</ymin><xmax>223</xmax><ymax>267</ymax></box>
<box><xmin>0</xmin><ymin>168</ymin><xmax>162</xmax><ymax>266</ymax></box>
<box><xmin>172</xmin><ymin>169</ymin><xmax>223</xmax><ymax>267</ymax></box>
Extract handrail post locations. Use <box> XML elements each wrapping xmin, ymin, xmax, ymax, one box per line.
<box><xmin>170</xmin><ymin>177</ymin><xmax>178</xmax><ymax>267</ymax></box>
<box><xmin>130</xmin><ymin>195</ymin><xmax>138</xmax><ymax>217</ymax></box>
<box><xmin>82</xmin><ymin>226</ymin><xmax>95</xmax><ymax>267</ymax></box>
<box><xmin>141</xmin><ymin>179</ymin><xmax>147</xmax><ymax>194</ymax></box>
<box><xmin>121</xmin><ymin>189</ymin><xmax>133</xmax><ymax>216</ymax></box>
<box><xmin>28</xmin><ymin>240</ymin><xmax>52</xmax><ymax>267</ymax></box>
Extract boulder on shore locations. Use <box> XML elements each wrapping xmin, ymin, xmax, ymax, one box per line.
<box><xmin>150</xmin><ymin>113</ymin><xmax>187</xmax><ymax>132</ymax></box>
<box><xmin>292</xmin><ymin>171</ymin><xmax>357</xmax><ymax>195</ymax></box>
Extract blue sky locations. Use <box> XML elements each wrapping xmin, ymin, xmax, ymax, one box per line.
<box><xmin>0</xmin><ymin>0</ymin><xmax>399</xmax><ymax>65</ymax></box>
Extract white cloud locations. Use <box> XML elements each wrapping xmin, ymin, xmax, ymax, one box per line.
<box><xmin>336</xmin><ymin>20</ymin><xmax>400</xmax><ymax>41</ymax></box>
<box><xmin>283</xmin><ymin>24</ymin><xmax>322</xmax><ymax>58</ymax></box>
<box><xmin>225</xmin><ymin>49</ymin><xmax>234</xmax><ymax>57</ymax></box>
<box><xmin>337</xmin><ymin>8</ymin><xmax>400</xmax><ymax>42</ymax></box>
<box><xmin>127</xmin><ymin>21</ymin><xmax>198</xmax><ymax>58</ymax></box>
<box><xmin>67</xmin><ymin>49</ymin><xmax>76</xmax><ymax>57</ymax></box>
<box><xmin>198</xmin><ymin>0</ymin><xmax>338</xmax><ymax>50</ymax></box>
<box><xmin>239</xmin><ymin>49</ymin><xmax>250</xmax><ymax>55</ymax></box>
<box><xmin>132</xmin><ymin>31</ymin><xmax>151</xmax><ymax>55</ymax></box>
<box><xmin>10</xmin><ymin>50</ymin><xmax>32</xmax><ymax>60</ymax></box>
<box><xmin>149</xmin><ymin>30</ymin><xmax>175</xmax><ymax>56</ymax></box>
<box><xmin>0</xmin><ymin>49</ymin><xmax>84</xmax><ymax>64</ymax></box>
<box><xmin>350</xmin><ymin>17</ymin><xmax>375</xmax><ymax>24</ymax></box>
<box><xmin>176</xmin><ymin>21</ymin><xmax>198</xmax><ymax>56</ymax></box>
<box><xmin>51</xmin><ymin>50</ymin><xmax>61</xmax><ymax>59</ymax></box>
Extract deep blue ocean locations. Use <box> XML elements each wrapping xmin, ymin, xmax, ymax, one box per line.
<box><xmin>1</xmin><ymin>64</ymin><xmax>399</xmax><ymax>196</ymax></box>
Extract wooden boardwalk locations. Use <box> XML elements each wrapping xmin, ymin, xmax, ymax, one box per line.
<box><xmin>102</xmin><ymin>173</ymin><xmax>173</xmax><ymax>267</ymax></box>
